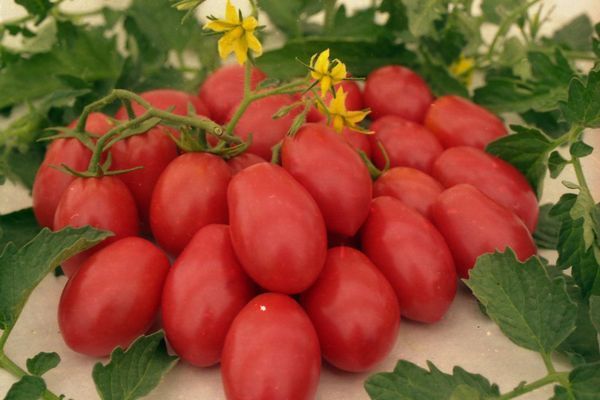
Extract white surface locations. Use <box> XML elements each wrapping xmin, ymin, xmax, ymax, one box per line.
<box><xmin>1</xmin><ymin>1</ymin><xmax>600</xmax><ymax>399</ymax></box>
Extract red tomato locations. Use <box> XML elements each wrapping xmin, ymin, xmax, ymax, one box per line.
<box><xmin>370</xmin><ymin>117</ymin><xmax>443</xmax><ymax>173</ymax></box>
<box><xmin>58</xmin><ymin>237</ymin><xmax>169</xmax><ymax>357</ymax></box>
<box><xmin>226</xmin><ymin>152</ymin><xmax>266</xmax><ymax>175</ymax></box>
<box><xmin>364</xmin><ymin>65</ymin><xmax>433</xmax><ymax>122</ymax></box>
<box><xmin>301</xmin><ymin>246</ymin><xmax>400</xmax><ymax>372</ymax></box>
<box><xmin>306</xmin><ymin>80</ymin><xmax>364</xmax><ymax>123</ymax></box>
<box><xmin>199</xmin><ymin>65</ymin><xmax>266</xmax><ymax>124</ymax></box>
<box><xmin>282</xmin><ymin>123</ymin><xmax>372</xmax><ymax>237</ymax></box>
<box><xmin>114</xmin><ymin>89</ymin><xmax>210</xmax><ymax>119</ymax></box>
<box><xmin>362</xmin><ymin>196</ymin><xmax>457</xmax><ymax>323</ymax></box>
<box><xmin>369</xmin><ymin>115</ymin><xmax>407</xmax><ymax>133</ymax></box>
<box><xmin>424</xmin><ymin>95</ymin><xmax>507</xmax><ymax>149</ymax></box>
<box><xmin>228</xmin><ymin>163</ymin><xmax>327</xmax><ymax>294</ymax></box>
<box><xmin>341</xmin><ymin>126</ymin><xmax>372</xmax><ymax>159</ymax></box>
<box><xmin>221</xmin><ymin>293</ymin><xmax>321</xmax><ymax>400</ymax></box>
<box><xmin>150</xmin><ymin>153</ymin><xmax>231</xmax><ymax>256</ymax></box>
<box><xmin>32</xmin><ymin>113</ymin><xmax>113</xmax><ymax>227</ymax></box>
<box><xmin>373</xmin><ymin>167</ymin><xmax>443</xmax><ymax>219</ymax></box>
<box><xmin>431</xmin><ymin>146</ymin><xmax>538</xmax><ymax>231</ymax></box>
<box><xmin>53</xmin><ymin>176</ymin><xmax>139</xmax><ymax>277</ymax></box>
<box><xmin>431</xmin><ymin>184</ymin><xmax>537</xmax><ymax>278</ymax></box>
<box><xmin>110</xmin><ymin>126</ymin><xmax>178</xmax><ymax>227</ymax></box>
<box><xmin>162</xmin><ymin>224</ymin><xmax>256</xmax><ymax>367</ymax></box>
<box><xmin>228</xmin><ymin>94</ymin><xmax>299</xmax><ymax>160</ymax></box>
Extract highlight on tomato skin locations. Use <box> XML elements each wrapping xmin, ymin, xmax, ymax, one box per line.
<box><xmin>300</xmin><ymin>246</ymin><xmax>400</xmax><ymax>372</ymax></box>
<box><xmin>431</xmin><ymin>183</ymin><xmax>537</xmax><ymax>279</ymax></box>
<box><xmin>221</xmin><ymin>292</ymin><xmax>321</xmax><ymax>400</ymax></box>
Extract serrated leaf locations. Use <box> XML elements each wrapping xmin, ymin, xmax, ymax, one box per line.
<box><xmin>560</xmin><ymin>67</ymin><xmax>600</xmax><ymax>129</ymax></box>
<box><xmin>568</xmin><ymin>362</ymin><xmax>600</xmax><ymax>399</ymax></box>
<box><xmin>465</xmin><ymin>250</ymin><xmax>577</xmax><ymax>355</ymax></box>
<box><xmin>0</xmin><ymin>208</ymin><xmax>41</xmax><ymax>250</ymax></box>
<box><xmin>521</xmin><ymin>110</ymin><xmax>570</xmax><ymax>139</ymax></box>
<box><xmin>485</xmin><ymin>125</ymin><xmax>551</xmax><ymax>197</ymax></box>
<box><xmin>4</xmin><ymin>375</ymin><xmax>46</xmax><ymax>400</ymax></box>
<box><xmin>534</xmin><ymin>204</ymin><xmax>561</xmax><ymax>250</ymax></box>
<box><xmin>0</xmin><ymin>227</ymin><xmax>111</xmax><ymax>330</ymax></box>
<box><xmin>93</xmin><ymin>331</ymin><xmax>178</xmax><ymax>400</ymax></box>
<box><xmin>364</xmin><ymin>360</ymin><xmax>500</xmax><ymax>400</ymax></box>
<box><xmin>26</xmin><ymin>352</ymin><xmax>61</xmax><ymax>376</ymax></box>
<box><xmin>548</xmin><ymin>151</ymin><xmax>569</xmax><ymax>179</ymax></box>
<box><xmin>570</xmin><ymin>141</ymin><xmax>594</xmax><ymax>158</ymax></box>
<box><xmin>553</xmin><ymin>14</ymin><xmax>593</xmax><ymax>52</ymax></box>
<box><xmin>590</xmin><ymin>295</ymin><xmax>600</xmax><ymax>334</ymax></box>
<box><xmin>401</xmin><ymin>0</ymin><xmax>446</xmax><ymax>38</ymax></box>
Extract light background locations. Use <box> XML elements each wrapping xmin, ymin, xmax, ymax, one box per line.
<box><xmin>0</xmin><ymin>1</ymin><xmax>599</xmax><ymax>399</ymax></box>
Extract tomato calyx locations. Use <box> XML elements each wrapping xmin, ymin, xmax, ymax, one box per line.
<box><xmin>359</xmin><ymin>140</ymin><xmax>390</xmax><ymax>180</ymax></box>
<box><xmin>171</xmin><ymin>126</ymin><xmax>252</xmax><ymax>160</ymax></box>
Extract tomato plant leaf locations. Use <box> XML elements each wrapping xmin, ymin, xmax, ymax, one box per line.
<box><xmin>0</xmin><ymin>226</ymin><xmax>111</xmax><ymax>330</ymax></box>
<box><xmin>14</xmin><ymin>0</ymin><xmax>53</xmax><ymax>23</ymax></box>
<box><xmin>548</xmin><ymin>151</ymin><xmax>569</xmax><ymax>179</ymax></box>
<box><xmin>3</xmin><ymin>375</ymin><xmax>47</xmax><ymax>400</ymax></box>
<box><xmin>567</xmin><ymin>362</ymin><xmax>600</xmax><ymax>399</ymax></box>
<box><xmin>465</xmin><ymin>250</ymin><xmax>577</xmax><ymax>355</ymax></box>
<box><xmin>92</xmin><ymin>330</ymin><xmax>178</xmax><ymax>400</ymax></box>
<box><xmin>449</xmin><ymin>385</ymin><xmax>481</xmax><ymax>400</ymax></box>
<box><xmin>480</xmin><ymin>0</ymin><xmax>522</xmax><ymax>25</ymax></box>
<box><xmin>364</xmin><ymin>360</ymin><xmax>500</xmax><ymax>399</ymax></box>
<box><xmin>590</xmin><ymin>295</ymin><xmax>600</xmax><ymax>334</ymax></box>
<box><xmin>258</xmin><ymin>0</ymin><xmax>323</xmax><ymax>37</ymax></box>
<box><xmin>570</xmin><ymin>141</ymin><xmax>594</xmax><ymax>158</ymax></box>
<box><xmin>485</xmin><ymin>125</ymin><xmax>552</xmax><ymax>197</ymax></box>
<box><xmin>533</xmin><ymin>204</ymin><xmax>561</xmax><ymax>250</ymax></box>
<box><xmin>552</xmin><ymin>14</ymin><xmax>593</xmax><ymax>52</ymax></box>
<box><xmin>0</xmin><ymin>208</ymin><xmax>41</xmax><ymax>251</ymax></box>
<box><xmin>26</xmin><ymin>352</ymin><xmax>61</xmax><ymax>376</ymax></box>
<box><xmin>325</xmin><ymin>6</ymin><xmax>386</xmax><ymax>39</ymax></box>
<box><xmin>560</xmin><ymin>66</ymin><xmax>600</xmax><ymax>129</ymax></box>
<box><xmin>401</xmin><ymin>0</ymin><xmax>445</xmax><ymax>38</ymax></box>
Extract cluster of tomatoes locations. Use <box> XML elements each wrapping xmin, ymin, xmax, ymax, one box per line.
<box><xmin>31</xmin><ymin>63</ymin><xmax>539</xmax><ymax>399</ymax></box>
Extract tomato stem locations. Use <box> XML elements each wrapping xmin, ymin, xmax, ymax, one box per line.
<box><xmin>496</xmin><ymin>372</ymin><xmax>570</xmax><ymax>399</ymax></box>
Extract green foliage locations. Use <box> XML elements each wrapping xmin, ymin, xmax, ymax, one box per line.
<box><xmin>560</xmin><ymin>66</ymin><xmax>600</xmax><ymax>129</ymax></box>
<box><xmin>3</xmin><ymin>375</ymin><xmax>46</xmax><ymax>400</ymax></box>
<box><xmin>14</xmin><ymin>0</ymin><xmax>52</xmax><ymax>23</ymax></box>
<box><xmin>258</xmin><ymin>0</ymin><xmax>322</xmax><ymax>37</ymax></box>
<box><xmin>0</xmin><ymin>227</ymin><xmax>111</xmax><ymax>330</ymax></box>
<box><xmin>26</xmin><ymin>352</ymin><xmax>60</xmax><ymax>377</ymax></box>
<box><xmin>92</xmin><ymin>331</ymin><xmax>178</xmax><ymax>400</ymax></box>
<box><xmin>0</xmin><ymin>208</ymin><xmax>41</xmax><ymax>250</ymax></box>
<box><xmin>533</xmin><ymin>204</ymin><xmax>561</xmax><ymax>250</ymax></box>
<box><xmin>590</xmin><ymin>296</ymin><xmax>600</xmax><ymax>334</ymax></box>
<box><xmin>552</xmin><ymin>14</ymin><xmax>594</xmax><ymax>51</ymax></box>
<box><xmin>364</xmin><ymin>360</ymin><xmax>500</xmax><ymax>399</ymax></box>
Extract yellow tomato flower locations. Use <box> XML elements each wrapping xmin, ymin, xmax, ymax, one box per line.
<box><xmin>309</xmin><ymin>49</ymin><xmax>347</xmax><ymax>96</ymax></box>
<box><xmin>320</xmin><ymin>87</ymin><xmax>371</xmax><ymax>134</ymax></box>
<box><xmin>203</xmin><ymin>0</ymin><xmax>262</xmax><ymax>65</ymax></box>
<box><xmin>449</xmin><ymin>55</ymin><xmax>475</xmax><ymax>86</ymax></box>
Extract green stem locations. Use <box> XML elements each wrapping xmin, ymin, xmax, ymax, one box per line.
<box><xmin>572</xmin><ymin>156</ymin><xmax>590</xmax><ymax>193</ymax></box>
<box><xmin>541</xmin><ymin>352</ymin><xmax>557</xmax><ymax>374</ymax></box>
<box><xmin>496</xmin><ymin>372</ymin><xmax>569</xmax><ymax>400</ymax></box>
<box><xmin>486</xmin><ymin>0</ymin><xmax>543</xmax><ymax>61</ymax></box>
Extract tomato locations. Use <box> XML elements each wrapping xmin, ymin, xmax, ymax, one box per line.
<box><xmin>369</xmin><ymin>115</ymin><xmax>407</xmax><ymax>133</ymax></box>
<box><xmin>228</xmin><ymin>94</ymin><xmax>299</xmax><ymax>160</ymax></box>
<box><xmin>58</xmin><ymin>237</ymin><xmax>169</xmax><ymax>357</ymax></box>
<box><xmin>373</xmin><ymin>167</ymin><xmax>443</xmax><ymax>219</ymax></box>
<box><xmin>306</xmin><ymin>80</ymin><xmax>364</xmax><ymax>123</ymax></box>
<box><xmin>431</xmin><ymin>146</ymin><xmax>538</xmax><ymax>231</ymax></box>
<box><xmin>162</xmin><ymin>224</ymin><xmax>256</xmax><ymax>367</ymax></box>
<box><xmin>228</xmin><ymin>163</ymin><xmax>327</xmax><ymax>294</ymax></box>
<box><xmin>32</xmin><ymin>113</ymin><xmax>113</xmax><ymax>228</ymax></box>
<box><xmin>282</xmin><ymin>123</ymin><xmax>372</xmax><ymax>237</ymax></box>
<box><xmin>110</xmin><ymin>126</ymin><xmax>178</xmax><ymax>227</ymax></box>
<box><xmin>221</xmin><ymin>293</ymin><xmax>320</xmax><ymax>400</ymax></box>
<box><xmin>424</xmin><ymin>95</ymin><xmax>507</xmax><ymax>149</ymax></box>
<box><xmin>114</xmin><ymin>89</ymin><xmax>210</xmax><ymax>119</ymax></box>
<box><xmin>150</xmin><ymin>152</ymin><xmax>231</xmax><ymax>256</ymax></box>
<box><xmin>226</xmin><ymin>152</ymin><xmax>266</xmax><ymax>175</ymax></box>
<box><xmin>431</xmin><ymin>184</ymin><xmax>537</xmax><ymax>278</ymax></box>
<box><xmin>53</xmin><ymin>176</ymin><xmax>139</xmax><ymax>277</ymax></box>
<box><xmin>199</xmin><ymin>64</ymin><xmax>266</xmax><ymax>124</ymax></box>
<box><xmin>369</xmin><ymin>117</ymin><xmax>443</xmax><ymax>173</ymax></box>
<box><xmin>364</xmin><ymin>65</ymin><xmax>433</xmax><ymax>122</ymax></box>
<box><xmin>362</xmin><ymin>196</ymin><xmax>457</xmax><ymax>323</ymax></box>
<box><xmin>340</xmin><ymin>126</ymin><xmax>372</xmax><ymax>159</ymax></box>
<box><xmin>301</xmin><ymin>246</ymin><xmax>400</xmax><ymax>372</ymax></box>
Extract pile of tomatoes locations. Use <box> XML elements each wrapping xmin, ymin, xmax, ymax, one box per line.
<box><xmin>31</xmin><ymin>63</ymin><xmax>538</xmax><ymax>399</ymax></box>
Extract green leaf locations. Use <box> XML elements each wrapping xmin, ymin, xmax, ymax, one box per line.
<box><xmin>520</xmin><ymin>109</ymin><xmax>570</xmax><ymax>139</ymax></box>
<box><xmin>93</xmin><ymin>331</ymin><xmax>178</xmax><ymax>400</ymax></box>
<box><xmin>568</xmin><ymin>362</ymin><xmax>600</xmax><ymax>399</ymax></box>
<box><xmin>449</xmin><ymin>385</ymin><xmax>481</xmax><ymax>400</ymax></box>
<box><xmin>364</xmin><ymin>360</ymin><xmax>500</xmax><ymax>400</ymax></box>
<box><xmin>560</xmin><ymin>67</ymin><xmax>600</xmax><ymax>129</ymax></box>
<box><xmin>258</xmin><ymin>0</ymin><xmax>321</xmax><ymax>37</ymax></box>
<box><xmin>480</xmin><ymin>0</ymin><xmax>522</xmax><ymax>25</ymax></box>
<box><xmin>553</xmin><ymin>14</ymin><xmax>593</xmax><ymax>52</ymax></box>
<box><xmin>257</xmin><ymin>38</ymin><xmax>416</xmax><ymax>80</ymax></box>
<box><xmin>534</xmin><ymin>204</ymin><xmax>561</xmax><ymax>250</ymax></box>
<box><xmin>570</xmin><ymin>141</ymin><xmax>594</xmax><ymax>158</ymax></box>
<box><xmin>485</xmin><ymin>125</ymin><xmax>552</xmax><ymax>197</ymax></box>
<box><xmin>325</xmin><ymin>6</ymin><xmax>386</xmax><ymax>39</ymax></box>
<box><xmin>0</xmin><ymin>208</ymin><xmax>41</xmax><ymax>251</ymax></box>
<box><xmin>15</xmin><ymin>0</ymin><xmax>53</xmax><ymax>23</ymax></box>
<box><xmin>548</xmin><ymin>151</ymin><xmax>569</xmax><ymax>179</ymax></box>
<box><xmin>0</xmin><ymin>226</ymin><xmax>111</xmax><ymax>330</ymax></box>
<box><xmin>594</xmin><ymin>23</ymin><xmax>600</xmax><ymax>58</ymax></box>
<box><xmin>4</xmin><ymin>375</ymin><xmax>46</xmax><ymax>400</ymax></box>
<box><xmin>26</xmin><ymin>352</ymin><xmax>61</xmax><ymax>376</ymax></box>
<box><xmin>590</xmin><ymin>295</ymin><xmax>600</xmax><ymax>334</ymax></box>
<box><xmin>401</xmin><ymin>0</ymin><xmax>446</xmax><ymax>38</ymax></box>
<box><xmin>465</xmin><ymin>250</ymin><xmax>577</xmax><ymax>355</ymax></box>
<box><xmin>419</xmin><ymin>61</ymin><xmax>469</xmax><ymax>98</ymax></box>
